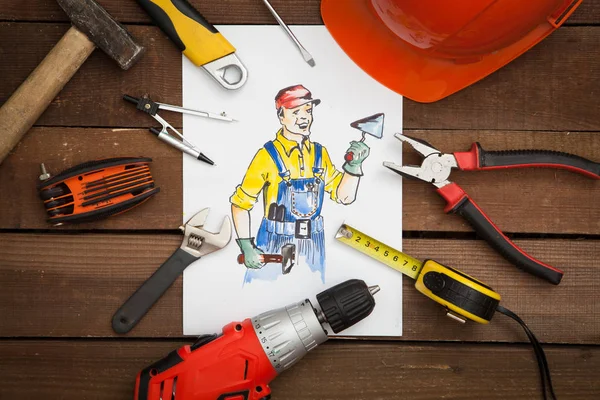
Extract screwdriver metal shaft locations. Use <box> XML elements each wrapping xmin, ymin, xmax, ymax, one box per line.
<box><xmin>260</xmin><ymin>0</ymin><xmax>315</xmax><ymax>67</ymax></box>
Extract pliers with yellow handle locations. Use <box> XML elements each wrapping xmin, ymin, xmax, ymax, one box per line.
<box><xmin>384</xmin><ymin>133</ymin><xmax>600</xmax><ymax>285</ymax></box>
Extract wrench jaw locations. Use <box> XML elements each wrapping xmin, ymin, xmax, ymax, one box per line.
<box><xmin>180</xmin><ymin>208</ymin><xmax>232</xmax><ymax>258</ymax></box>
<box><xmin>185</xmin><ymin>208</ymin><xmax>210</xmax><ymax>228</ymax></box>
<box><xmin>202</xmin><ymin>53</ymin><xmax>248</xmax><ymax>90</ymax></box>
<box><xmin>196</xmin><ymin>216</ymin><xmax>232</xmax><ymax>257</ymax></box>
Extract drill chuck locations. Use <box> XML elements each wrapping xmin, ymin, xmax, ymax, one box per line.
<box><xmin>317</xmin><ymin>279</ymin><xmax>378</xmax><ymax>333</ymax></box>
<box><xmin>251</xmin><ymin>279</ymin><xmax>379</xmax><ymax>375</ymax></box>
<box><xmin>252</xmin><ymin>299</ymin><xmax>328</xmax><ymax>374</ymax></box>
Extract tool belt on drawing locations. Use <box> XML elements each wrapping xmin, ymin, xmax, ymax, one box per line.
<box><xmin>262</xmin><ymin>216</ymin><xmax>324</xmax><ymax>239</ymax></box>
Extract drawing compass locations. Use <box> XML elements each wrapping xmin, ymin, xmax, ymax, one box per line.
<box><xmin>124</xmin><ymin>94</ymin><xmax>235</xmax><ymax>165</ymax></box>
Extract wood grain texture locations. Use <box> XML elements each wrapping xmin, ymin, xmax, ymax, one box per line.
<box><xmin>1</xmin><ymin>128</ymin><xmax>598</xmax><ymax>234</ymax></box>
<box><xmin>0</xmin><ymin>23</ymin><xmax>599</xmax><ymax>131</ymax></box>
<box><xmin>0</xmin><ymin>128</ymin><xmax>182</xmax><ymax>229</ymax></box>
<box><xmin>0</xmin><ymin>0</ymin><xmax>597</xmax><ymax>25</ymax></box>
<box><xmin>0</xmin><ymin>2</ymin><xmax>598</xmax><ymax>398</ymax></box>
<box><xmin>400</xmin><ymin>130</ymin><xmax>600</xmax><ymax>234</ymax></box>
<box><xmin>403</xmin><ymin>26</ymin><xmax>600</xmax><ymax>131</ymax></box>
<box><xmin>1</xmin><ymin>233</ymin><xmax>598</xmax><ymax>343</ymax></box>
<box><xmin>0</xmin><ymin>340</ymin><xmax>598</xmax><ymax>400</ymax></box>
<box><xmin>0</xmin><ymin>23</ymin><xmax>182</xmax><ymax>130</ymax></box>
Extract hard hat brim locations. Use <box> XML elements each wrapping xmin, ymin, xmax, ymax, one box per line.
<box><xmin>321</xmin><ymin>0</ymin><xmax>575</xmax><ymax>103</ymax></box>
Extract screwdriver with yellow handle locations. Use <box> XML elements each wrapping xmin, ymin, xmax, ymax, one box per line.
<box><xmin>336</xmin><ymin>223</ymin><xmax>558</xmax><ymax>399</ymax></box>
<box><xmin>136</xmin><ymin>0</ymin><xmax>248</xmax><ymax>89</ymax></box>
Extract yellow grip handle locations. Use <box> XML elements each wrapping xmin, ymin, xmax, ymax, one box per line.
<box><xmin>138</xmin><ymin>0</ymin><xmax>236</xmax><ymax>66</ymax></box>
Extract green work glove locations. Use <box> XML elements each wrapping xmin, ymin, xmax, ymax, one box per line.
<box><xmin>236</xmin><ymin>238</ymin><xmax>264</xmax><ymax>269</ymax></box>
<box><xmin>343</xmin><ymin>140</ymin><xmax>371</xmax><ymax>176</ymax></box>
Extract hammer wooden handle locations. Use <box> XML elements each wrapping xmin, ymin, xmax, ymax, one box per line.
<box><xmin>237</xmin><ymin>254</ymin><xmax>283</xmax><ymax>264</ymax></box>
<box><xmin>0</xmin><ymin>27</ymin><xmax>95</xmax><ymax>164</ymax></box>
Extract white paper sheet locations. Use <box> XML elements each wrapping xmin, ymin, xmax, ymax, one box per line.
<box><xmin>182</xmin><ymin>26</ymin><xmax>403</xmax><ymax>336</ymax></box>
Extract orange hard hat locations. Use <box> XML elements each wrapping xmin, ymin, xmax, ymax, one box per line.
<box><xmin>321</xmin><ymin>0</ymin><xmax>582</xmax><ymax>103</ymax></box>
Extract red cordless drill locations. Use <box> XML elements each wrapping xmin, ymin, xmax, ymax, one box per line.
<box><xmin>135</xmin><ymin>279</ymin><xmax>379</xmax><ymax>400</ymax></box>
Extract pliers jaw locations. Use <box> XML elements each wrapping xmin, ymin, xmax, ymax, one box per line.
<box><xmin>384</xmin><ymin>133</ymin><xmax>457</xmax><ymax>188</ymax></box>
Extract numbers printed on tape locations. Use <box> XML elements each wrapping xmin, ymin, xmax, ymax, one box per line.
<box><xmin>337</xmin><ymin>225</ymin><xmax>423</xmax><ymax>280</ymax></box>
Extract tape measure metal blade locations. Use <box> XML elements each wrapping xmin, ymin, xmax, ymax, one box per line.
<box><xmin>336</xmin><ymin>224</ymin><xmax>423</xmax><ymax>280</ymax></box>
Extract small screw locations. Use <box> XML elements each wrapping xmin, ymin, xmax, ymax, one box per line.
<box><xmin>39</xmin><ymin>163</ymin><xmax>51</xmax><ymax>181</ymax></box>
<box><xmin>145</xmin><ymin>104</ymin><xmax>151</xmax><ymax>110</ymax></box>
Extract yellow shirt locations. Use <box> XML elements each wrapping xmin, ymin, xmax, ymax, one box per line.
<box><xmin>230</xmin><ymin>129</ymin><xmax>343</xmax><ymax>213</ymax></box>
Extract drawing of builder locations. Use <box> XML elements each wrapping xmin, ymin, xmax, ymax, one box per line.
<box><xmin>230</xmin><ymin>84</ymin><xmax>370</xmax><ymax>283</ymax></box>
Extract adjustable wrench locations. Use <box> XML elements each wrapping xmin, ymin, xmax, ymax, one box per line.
<box><xmin>112</xmin><ymin>208</ymin><xmax>231</xmax><ymax>333</ymax></box>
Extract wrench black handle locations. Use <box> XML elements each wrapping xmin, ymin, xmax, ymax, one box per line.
<box><xmin>454</xmin><ymin>143</ymin><xmax>600</xmax><ymax>179</ymax></box>
<box><xmin>112</xmin><ymin>248</ymin><xmax>199</xmax><ymax>334</ymax></box>
<box><xmin>437</xmin><ymin>183</ymin><xmax>564</xmax><ymax>285</ymax></box>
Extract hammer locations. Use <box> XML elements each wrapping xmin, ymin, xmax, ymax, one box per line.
<box><xmin>0</xmin><ymin>0</ymin><xmax>144</xmax><ymax>164</ymax></box>
<box><xmin>237</xmin><ymin>243</ymin><xmax>296</xmax><ymax>274</ymax></box>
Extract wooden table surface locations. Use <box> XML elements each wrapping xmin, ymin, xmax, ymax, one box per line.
<box><xmin>1</xmin><ymin>1</ymin><xmax>599</xmax><ymax>399</ymax></box>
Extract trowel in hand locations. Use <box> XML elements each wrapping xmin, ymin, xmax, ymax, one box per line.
<box><xmin>345</xmin><ymin>113</ymin><xmax>385</xmax><ymax>161</ymax></box>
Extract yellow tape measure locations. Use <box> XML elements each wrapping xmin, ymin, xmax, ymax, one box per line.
<box><xmin>336</xmin><ymin>225</ymin><xmax>423</xmax><ymax>279</ymax></box>
<box><xmin>336</xmin><ymin>224</ymin><xmax>502</xmax><ymax>324</ymax></box>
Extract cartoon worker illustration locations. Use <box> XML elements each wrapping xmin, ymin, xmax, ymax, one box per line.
<box><xmin>230</xmin><ymin>84</ymin><xmax>371</xmax><ymax>283</ymax></box>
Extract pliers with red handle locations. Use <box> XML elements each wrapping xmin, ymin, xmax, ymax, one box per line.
<box><xmin>384</xmin><ymin>133</ymin><xmax>600</xmax><ymax>285</ymax></box>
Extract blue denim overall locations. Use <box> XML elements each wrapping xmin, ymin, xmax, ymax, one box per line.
<box><xmin>244</xmin><ymin>140</ymin><xmax>326</xmax><ymax>284</ymax></box>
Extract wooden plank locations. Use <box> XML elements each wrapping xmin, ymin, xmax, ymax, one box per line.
<box><xmin>404</xmin><ymin>25</ymin><xmax>600</xmax><ymax>131</ymax></box>
<box><xmin>0</xmin><ymin>0</ymin><xmax>597</xmax><ymax>25</ymax></box>
<box><xmin>0</xmin><ymin>233</ymin><xmax>598</xmax><ymax>343</ymax></box>
<box><xmin>1</xmin><ymin>128</ymin><xmax>598</xmax><ymax>234</ymax></box>
<box><xmin>0</xmin><ymin>340</ymin><xmax>597</xmax><ymax>400</ymax></box>
<box><xmin>0</xmin><ymin>128</ymin><xmax>182</xmax><ymax>230</ymax></box>
<box><xmin>0</xmin><ymin>24</ymin><xmax>182</xmax><ymax>129</ymax></box>
<box><xmin>0</xmin><ymin>23</ymin><xmax>599</xmax><ymax>131</ymax></box>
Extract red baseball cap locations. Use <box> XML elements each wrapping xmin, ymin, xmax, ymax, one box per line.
<box><xmin>275</xmin><ymin>84</ymin><xmax>321</xmax><ymax>110</ymax></box>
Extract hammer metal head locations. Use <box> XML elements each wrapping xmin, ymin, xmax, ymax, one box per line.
<box><xmin>57</xmin><ymin>0</ymin><xmax>144</xmax><ymax>70</ymax></box>
<box><xmin>281</xmin><ymin>243</ymin><xmax>296</xmax><ymax>274</ymax></box>
<box><xmin>350</xmin><ymin>113</ymin><xmax>385</xmax><ymax>139</ymax></box>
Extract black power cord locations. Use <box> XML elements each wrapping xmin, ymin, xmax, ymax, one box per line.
<box><xmin>496</xmin><ymin>305</ymin><xmax>556</xmax><ymax>400</ymax></box>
